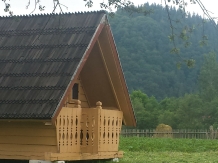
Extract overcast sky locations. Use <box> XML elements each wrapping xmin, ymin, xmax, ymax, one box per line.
<box><xmin>0</xmin><ymin>0</ymin><xmax>217</xmax><ymax>18</ymax></box>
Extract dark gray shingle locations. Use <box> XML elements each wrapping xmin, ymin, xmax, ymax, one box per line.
<box><xmin>0</xmin><ymin>11</ymin><xmax>106</xmax><ymax>119</ymax></box>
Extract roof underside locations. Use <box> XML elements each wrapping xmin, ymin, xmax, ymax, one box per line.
<box><xmin>0</xmin><ymin>11</ymin><xmax>105</xmax><ymax>119</ymax></box>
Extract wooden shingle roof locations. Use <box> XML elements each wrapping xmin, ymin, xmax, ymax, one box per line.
<box><xmin>0</xmin><ymin>11</ymin><xmax>106</xmax><ymax>119</ymax></box>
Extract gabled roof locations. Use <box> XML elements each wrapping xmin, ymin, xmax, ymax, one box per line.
<box><xmin>0</xmin><ymin>11</ymin><xmax>106</xmax><ymax>119</ymax></box>
<box><xmin>0</xmin><ymin>11</ymin><xmax>136</xmax><ymax>126</ymax></box>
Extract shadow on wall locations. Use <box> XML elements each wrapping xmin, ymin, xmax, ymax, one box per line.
<box><xmin>0</xmin><ymin>160</ymin><xmax>28</xmax><ymax>163</ymax></box>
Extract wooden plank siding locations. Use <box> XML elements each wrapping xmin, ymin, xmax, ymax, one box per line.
<box><xmin>0</xmin><ymin>121</ymin><xmax>58</xmax><ymax>160</ymax></box>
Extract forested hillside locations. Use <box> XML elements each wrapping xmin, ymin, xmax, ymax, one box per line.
<box><xmin>109</xmin><ymin>3</ymin><xmax>218</xmax><ymax>100</ymax></box>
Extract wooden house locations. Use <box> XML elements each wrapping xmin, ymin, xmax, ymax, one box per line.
<box><xmin>0</xmin><ymin>11</ymin><xmax>136</xmax><ymax>162</ymax></box>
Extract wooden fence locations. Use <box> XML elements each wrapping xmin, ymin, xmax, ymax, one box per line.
<box><xmin>121</xmin><ymin>129</ymin><xmax>218</xmax><ymax>139</ymax></box>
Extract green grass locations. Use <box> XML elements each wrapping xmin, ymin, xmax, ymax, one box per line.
<box><xmin>70</xmin><ymin>137</ymin><xmax>218</xmax><ymax>162</ymax></box>
<box><xmin>119</xmin><ymin>151</ymin><xmax>218</xmax><ymax>163</ymax></box>
<box><xmin>114</xmin><ymin>137</ymin><xmax>218</xmax><ymax>163</ymax></box>
<box><xmin>119</xmin><ymin>137</ymin><xmax>218</xmax><ymax>152</ymax></box>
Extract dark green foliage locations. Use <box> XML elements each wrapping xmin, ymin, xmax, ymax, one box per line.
<box><xmin>198</xmin><ymin>52</ymin><xmax>218</xmax><ymax>101</ymax></box>
<box><xmin>131</xmin><ymin>90</ymin><xmax>218</xmax><ymax>129</ymax></box>
<box><xmin>109</xmin><ymin>3</ymin><xmax>218</xmax><ymax>130</ymax></box>
<box><xmin>174</xmin><ymin>94</ymin><xmax>204</xmax><ymax>129</ymax></box>
<box><xmin>109</xmin><ymin>3</ymin><xmax>218</xmax><ymax>100</ymax></box>
<box><xmin>131</xmin><ymin>89</ymin><xmax>218</xmax><ymax>129</ymax></box>
<box><xmin>131</xmin><ymin>90</ymin><xmax>159</xmax><ymax>129</ymax></box>
<box><xmin>131</xmin><ymin>52</ymin><xmax>218</xmax><ymax>129</ymax></box>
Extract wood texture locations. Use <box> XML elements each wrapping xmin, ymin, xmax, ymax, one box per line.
<box><xmin>56</xmin><ymin>105</ymin><xmax>99</xmax><ymax>154</ymax></box>
<box><xmin>45</xmin><ymin>151</ymin><xmax>123</xmax><ymax>161</ymax></box>
<box><xmin>54</xmin><ymin>102</ymin><xmax>122</xmax><ymax>159</ymax></box>
<box><xmin>121</xmin><ymin>129</ymin><xmax>218</xmax><ymax>139</ymax></box>
<box><xmin>0</xmin><ymin>121</ymin><xmax>57</xmax><ymax>160</ymax></box>
<box><xmin>66</xmin><ymin>78</ymin><xmax>90</xmax><ymax>108</ymax></box>
<box><xmin>98</xmin><ymin>108</ymin><xmax>123</xmax><ymax>152</ymax></box>
<box><xmin>80</xmin><ymin>43</ymin><xmax>118</xmax><ymax>108</ymax></box>
<box><xmin>0</xmin><ymin>104</ymin><xmax>123</xmax><ymax>161</ymax></box>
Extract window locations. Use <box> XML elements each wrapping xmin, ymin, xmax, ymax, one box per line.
<box><xmin>72</xmin><ymin>83</ymin><xmax>79</xmax><ymax>99</ymax></box>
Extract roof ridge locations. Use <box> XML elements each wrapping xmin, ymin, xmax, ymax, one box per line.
<box><xmin>0</xmin><ymin>10</ymin><xmax>106</xmax><ymax>18</ymax></box>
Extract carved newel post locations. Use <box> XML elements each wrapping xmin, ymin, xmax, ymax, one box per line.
<box><xmin>96</xmin><ymin>101</ymin><xmax>102</xmax><ymax>109</ymax></box>
<box><xmin>74</xmin><ymin>100</ymin><xmax>81</xmax><ymax>108</ymax></box>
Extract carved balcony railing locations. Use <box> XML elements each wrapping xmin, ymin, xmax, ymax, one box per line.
<box><xmin>55</xmin><ymin>100</ymin><xmax>123</xmax><ymax>154</ymax></box>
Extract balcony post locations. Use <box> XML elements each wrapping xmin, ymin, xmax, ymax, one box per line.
<box><xmin>74</xmin><ymin>100</ymin><xmax>81</xmax><ymax>108</ymax></box>
<box><xmin>96</xmin><ymin>101</ymin><xmax>102</xmax><ymax>109</ymax></box>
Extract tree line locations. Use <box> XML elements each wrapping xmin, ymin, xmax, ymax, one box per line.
<box><xmin>130</xmin><ymin>52</ymin><xmax>218</xmax><ymax>129</ymax></box>
<box><xmin>110</xmin><ymin>3</ymin><xmax>218</xmax><ymax>100</ymax></box>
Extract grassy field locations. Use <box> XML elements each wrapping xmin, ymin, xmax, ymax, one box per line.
<box><xmin>115</xmin><ymin>137</ymin><xmax>218</xmax><ymax>163</ymax></box>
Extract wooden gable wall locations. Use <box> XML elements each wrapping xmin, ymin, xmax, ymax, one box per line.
<box><xmin>54</xmin><ymin>23</ymin><xmax>135</xmax><ymax>126</ymax></box>
<box><xmin>80</xmin><ymin>43</ymin><xmax>118</xmax><ymax>109</ymax></box>
<box><xmin>65</xmin><ymin>78</ymin><xmax>90</xmax><ymax>108</ymax></box>
<box><xmin>80</xmin><ymin>43</ymin><xmax>117</xmax><ymax>108</ymax></box>
<box><xmin>63</xmin><ymin>38</ymin><xmax>119</xmax><ymax>110</ymax></box>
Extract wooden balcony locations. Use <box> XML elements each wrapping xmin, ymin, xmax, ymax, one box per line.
<box><xmin>51</xmin><ymin>100</ymin><xmax>123</xmax><ymax>161</ymax></box>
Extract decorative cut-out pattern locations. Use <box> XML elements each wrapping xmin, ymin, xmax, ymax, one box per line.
<box><xmin>56</xmin><ymin>101</ymin><xmax>123</xmax><ymax>154</ymax></box>
<box><xmin>98</xmin><ymin>109</ymin><xmax>123</xmax><ymax>152</ymax></box>
<box><xmin>56</xmin><ymin>107</ymin><xmax>82</xmax><ymax>153</ymax></box>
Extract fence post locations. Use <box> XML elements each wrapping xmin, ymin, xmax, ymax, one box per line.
<box><xmin>215</xmin><ymin>129</ymin><xmax>217</xmax><ymax>139</ymax></box>
<box><xmin>210</xmin><ymin>126</ymin><xmax>214</xmax><ymax>139</ymax></box>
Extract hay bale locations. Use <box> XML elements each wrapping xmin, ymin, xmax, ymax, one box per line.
<box><xmin>154</xmin><ymin>124</ymin><xmax>173</xmax><ymax>138</ymax></box>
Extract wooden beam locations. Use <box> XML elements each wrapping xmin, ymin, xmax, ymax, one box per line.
<box><xmin>45</xmin><ymin>151</ymin><xmax>123</xmax><ymax>161</ymax></box>
<box><xmin>97</xmin><ymin>40</ymin><xmax>121</xmax><ymax>111</ymax></box>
